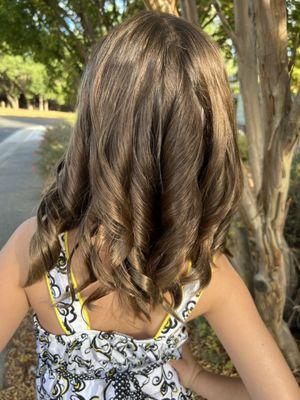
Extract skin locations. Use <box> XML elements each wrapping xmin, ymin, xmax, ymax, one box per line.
<box><xmin>169</xmin><ymin>342</ymin><xmax>253</xmax><ymax>400</ymax></box>
<box><xmin>0</xmin><ymin>216</ymin><xmax>299</xmax><ymax>399</ymax></box>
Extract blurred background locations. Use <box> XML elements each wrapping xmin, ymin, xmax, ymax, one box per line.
<box><xmin>0</xmin><ymin>0</ymin><xmax>299</xmax><ymax>399</ymax></box>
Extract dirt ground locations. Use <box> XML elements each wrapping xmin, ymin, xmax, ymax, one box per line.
<box><xmin>0</xmin><ymin>313</ymin><xmax>36</xmax><ymax>400</ymax></box>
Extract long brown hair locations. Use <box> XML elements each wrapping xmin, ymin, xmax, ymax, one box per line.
<box><xmin>25</xmin><ymin>9</ymin><xmax>244</xmax><ymax>324</ymax></box>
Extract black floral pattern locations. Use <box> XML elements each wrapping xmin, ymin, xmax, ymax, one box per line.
<box><xmin>33</xmin><ymin>232</ymin><xmax>203</xmax><ymax>399</ymax></box>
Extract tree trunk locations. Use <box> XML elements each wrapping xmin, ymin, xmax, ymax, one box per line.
<box><xmin>144</xmin><ymin>0</ymin><xmax>179</xmax><ymax>15</ymax></box>
<box><xmin>39</xmin><ymin>94</ymin><xmax>44</xmax><ymax>111</ymax></box>
<box><xmin>219</xmin><ymin>0</ymin><xmax>300</xmax><ymax>369</ymax></box>
<box><xmin>7</xmin><ymin>94</ymin><xmax>19</xmax><ymax>109</ymax></box>
<box><xmin>234</xmin><ymin>0</ymin><xmax>264</xmax><ymax>195</ymax></box>
<box><xmin>246</xmin><ymin>0</ymin><xmax>300</xmax><ymax>370</ymax></box>
<box><xmin>43</xmin><ymin>99</ymin><xmax>49</xmax><ymax>111</ymax></box>
<box><xmin>179</xmin><ymin>0</ymin><xmax>199</xmax><ymax>25</ymax></box>
<box><xmin>230</xmin><ymin>219</ymin><xmax>255</xmax><ymax>296</ymax></box>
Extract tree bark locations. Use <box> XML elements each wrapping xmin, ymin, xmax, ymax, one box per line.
<box><xmin>250</xmin><ymin>0</ymin><xmax>300</xmax><ymax>370</ymax></box>
<box><xmin>230</xmin><ymin>220</ymin><xmax>255</xmax><ymax>296</ymax></box>
<box><xmin>179</xmin><ymin>0</ymin><xmax>199</xmax><ymax>25</ymax></box>
<box><xmin>234</xmin><ymin>0</ymin><xmax>264</xmax><ymax>195</ymax></box>
<box><xmin>144</xmin><ymin>0</ymin><xmax>179</xmax><ymax>15</ymax></box>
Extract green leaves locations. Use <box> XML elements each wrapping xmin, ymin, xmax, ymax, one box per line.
<box><xmin>0</xmin><ymin>52</ymin><xmax>68</xmax><ymax>104</ymax></box>
<box><xmin>0</xmin><ymin>0</ymin><xmax>145</xmax><ymax>106</ymax></box>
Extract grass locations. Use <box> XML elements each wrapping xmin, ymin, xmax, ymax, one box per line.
<box><xmin>0</xmin><ymin>107</ymin><xmax>76</xmax><ymax>123</ymax></box>
<box><xmin>33</xmin><ymin>121</ymin><xmax>74</xmax><ymax>180</ymax></box>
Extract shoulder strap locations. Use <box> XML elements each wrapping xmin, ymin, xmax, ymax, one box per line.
<box><xmin>152</xmin><ymin>281</ymin><xmax>202</xmax><ymax>341</ymax></box>
<box><xmin>175</xmin><ymin>256</ymin><xmax>217</xmax><ymax>322</ymax></box>
<box><xmin>175</xmin><ymin>279</ymin><xmax>202</xmax><ymax>321</ymax></box>
<box><xmin>45</xmin><ymin>232</ymin><xmax>90</xmax><ymax>334</ymax></box>
<box><xmin>153</xmin><ymin>258</ymin><xmax>216</xmax><ymax>340</ymax></box>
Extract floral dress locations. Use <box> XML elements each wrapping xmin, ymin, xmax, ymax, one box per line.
<box><xmin>33</xmin><ymin>231</ymin><xmax>206</xmax><ymax>400</ymax></box>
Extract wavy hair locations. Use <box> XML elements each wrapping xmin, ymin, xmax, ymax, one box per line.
<box><xmin>25</xmin><ymin>9</ymin><xmax>244</xmax><ymax>324</ymax></box>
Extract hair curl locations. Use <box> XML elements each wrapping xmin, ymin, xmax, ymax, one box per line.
<box><xmin>25</xmin><ymin>10</ymin><xmax>244</xmax><ymax>324</ymax></box>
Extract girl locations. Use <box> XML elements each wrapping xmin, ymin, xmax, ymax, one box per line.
<box><xmin>0</xmin><ymin>9</ymin><xmax>299</xmax><ymax>400</ymax></box>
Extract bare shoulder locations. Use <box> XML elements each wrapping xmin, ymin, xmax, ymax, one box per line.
<box><xmin>0</xmin><ymin>216</ymin><xmax>37</xmax><ymax>287</ymax></box>
<box><xmin>186</xmin><ymin>251</ymin><xmax>239</xmax><ymax>321</ymax></box>
<box><xmin>17</xmin><ymin>215</ymin><xmax>37</xmax><ymax>235</ymax></box>
<box><xmin>0</xmin><ymin>217</ymin><xmax>37</xmax><ymax>351</ymax></box>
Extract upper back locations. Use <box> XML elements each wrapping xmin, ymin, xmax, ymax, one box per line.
<box><xmin>21</xmin><ymin>218</ymin><xmax>206</xmax><ymax>340</ymax></box>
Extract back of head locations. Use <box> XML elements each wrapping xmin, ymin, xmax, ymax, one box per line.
<box><xmin>27</xmin><ymin>10</ymin><xmax>244</xmax><ymax>322</ymax></box>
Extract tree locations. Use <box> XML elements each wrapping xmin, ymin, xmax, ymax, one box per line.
<box><xmin>144</xmin><ymin>0</ymin><xmax>300</xmax><ymax>371</ymax></box>
<box><xmin>0</xmin><ymin>0</ymin><xmax>146</xmax><ymax>106</ymax></box>
<box><xmin>0</xmin><ymin>53</ymin><xmax>68</xmax><ymax>109</ymax></box>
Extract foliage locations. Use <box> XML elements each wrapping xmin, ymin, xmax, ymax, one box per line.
<box><xmin>0</xmin><ymin>52</ymin><xmax>67</xmax><ymax>104</ymax></box>
<box><xmin>0</xmin><ymin>0</ymin><xmax>146</xmax><ymax>105</ymax></box>
<box><xmin>191</xmin><ymin>317</ymin><xmax>236</xmax><ymax>374</ymax></box>
<box><xmin>287</xmin><ymin>0</ymin><xmax>300</xmax><ymax>92</ymax></box>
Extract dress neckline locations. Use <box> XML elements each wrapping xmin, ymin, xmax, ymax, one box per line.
<box><xmin>32</xmin><ymin>311</ymin><xmax>177</xmax><ymax>343</ymax></box>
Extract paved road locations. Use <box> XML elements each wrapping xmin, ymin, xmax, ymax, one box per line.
<box><xmin>0</xmin><ymin>115</ymin><xmax>65</xmax><ymax>389</ymax></box>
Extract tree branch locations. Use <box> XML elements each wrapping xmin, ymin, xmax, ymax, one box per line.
<box><xmin>211</xmin><ymin>0</ymin><xmax>239</xmax><ymax>50</ymax></box>
<box><xmin>202</xmin><ymin>12</ymin><xmax>217</xmax><ymax>29</ymax></box>
<box><xmin>92</xmin><ymin>0</ymin><xmax>103</xmax><ymax>21</ymax></box>
<box><xmin>41</xmin><ymin>0</ymin><xmax>87</xmax><ymax>61</ymax></box>
<box><xmin>73</xmin><ymin>0</ymin><xmax>96</xmax><ymax>44</ymax></box>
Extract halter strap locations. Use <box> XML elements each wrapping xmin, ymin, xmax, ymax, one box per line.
<box><xmin>177</xmin><ymin>255</ymin><xmax>217</xmax><ymax>320</ymax></box>
<box><xmin>45</xmin><ymin>232</ymin><xmax>90</xmax><ymax>334</ymax></box>
<box><xmin>153</xmin><ymin>256</ymin><xmax>217</xmax><ymax>339</ymax></box>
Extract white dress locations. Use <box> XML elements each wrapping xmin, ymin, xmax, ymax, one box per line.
<box><xmin>33</xmin><ymin>231</ymin><xmax>205</xmax><ymax>399</ymax></box>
